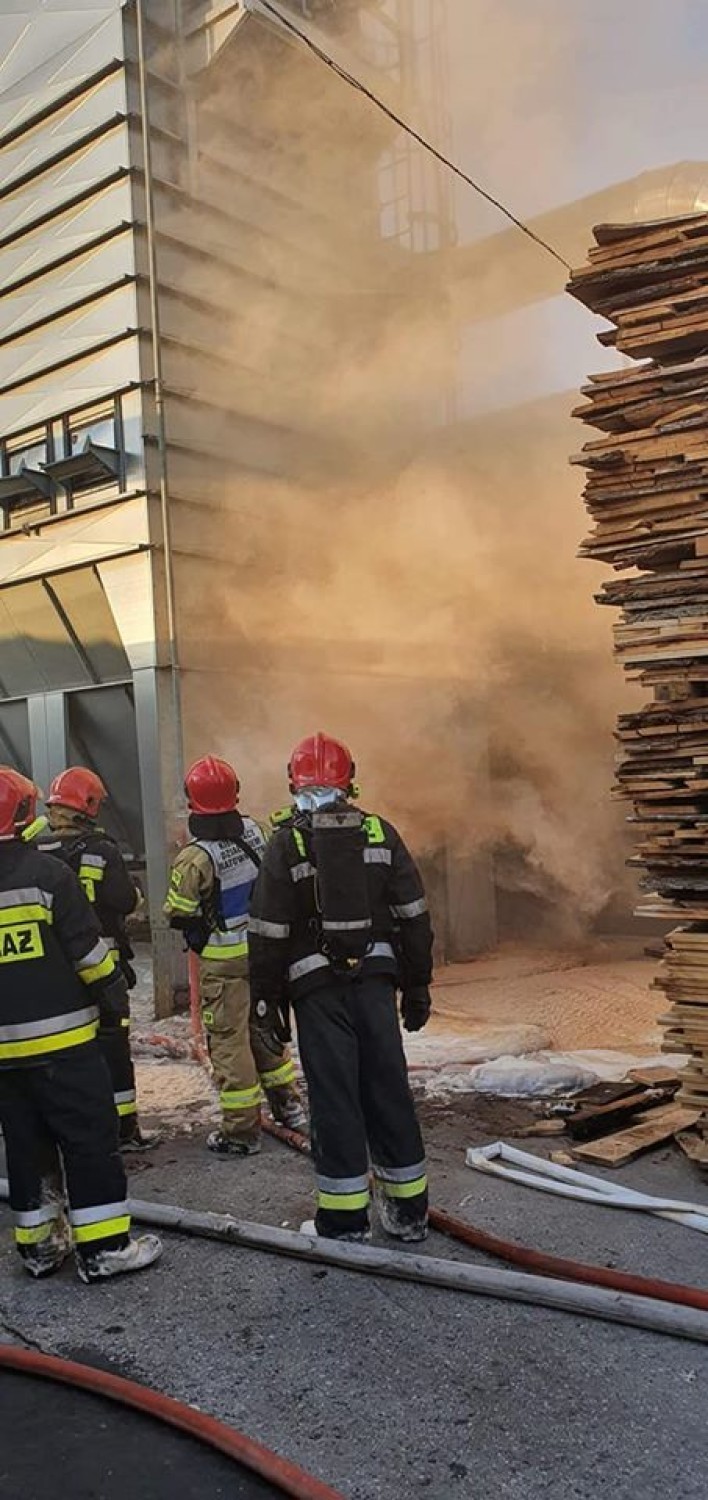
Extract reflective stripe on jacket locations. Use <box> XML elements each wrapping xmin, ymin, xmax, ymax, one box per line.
<box><xmin>248</xmin><ymin>809</ymin><xmax>433</xmax><ymax>1001</ymax></box>
<box><xmin>164</xmin><ymin>817</ymin><xmax>265</xmax><ymax>966</ymax></box>
<box><xmin>38</xmin><ymin>825</ymin><xmax>137</xmax><ymax>946</ymax></box>
<box><xmin>0</xmin><ymin>842</ymin><xmax>119</xmax><ymax>1065</ymax></box>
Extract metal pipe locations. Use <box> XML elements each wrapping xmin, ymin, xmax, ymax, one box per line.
<box><xmin>134</xmin><ymin>0</ymin><xmax>183</xmax><ymax>733</ymax></box>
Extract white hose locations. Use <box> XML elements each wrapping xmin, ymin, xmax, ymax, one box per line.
<box><xmin>3</xmin><ymin>1177</ymin><xmax>708</xmax><ymax>1342</ymax></box>
<box><xmin>466</xmin><ymin>1142</ymin><xmax>708</xmax><ymax>1234</ymax></box>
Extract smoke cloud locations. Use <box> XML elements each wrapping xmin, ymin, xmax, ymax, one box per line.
<box><xmin>165</xmin><ymin>2</ymin><xmax>643</xmax><ymax>951</ymax></box>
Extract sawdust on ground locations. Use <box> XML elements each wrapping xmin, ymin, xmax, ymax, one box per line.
<box><xmin>428</xmin><ymin>940</ymin><xmax>660</xmax><ymax>1053</ymax></box>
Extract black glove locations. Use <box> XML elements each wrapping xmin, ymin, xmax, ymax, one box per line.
<box><xmin>401</xmin><ymin>985</ymin><xmax>432</xmax><ymax>1033</ymax></box>
<box><xmin>98</xmin><ymin>973</ymin><xmax>130</xmax><ymax>1032</ymax></box>
<box><xmin>120</xmin><ymin>956</ymin><xmax>137</xmax><ymax>990</ymax></box>
<box><xmin>183</xmin><ymin>916</ymin><xmax>211</xmax><ymax>955</ymax></box>
<box><xmin>251</xmin><ymin>992</ymin><xmax>292</xmax><ymax>1048</ymax></box>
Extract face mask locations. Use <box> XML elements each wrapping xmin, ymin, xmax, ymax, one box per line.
<box><xmin>294</xmin><ymin>787</ymin><xmax>345</xmax><ymax>813</ymax></box>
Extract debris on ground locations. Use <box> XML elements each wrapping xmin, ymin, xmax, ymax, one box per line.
<box><xmin>571</xmin><ymin>1103</ymin><xmax>703</xmax><ymax>1167</ymax></box>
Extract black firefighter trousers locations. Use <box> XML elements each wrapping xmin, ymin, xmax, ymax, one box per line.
<box><xmin>295</xmin><ymin>974</ymin><xmax>428</xmax><ymax>1239</ymax></box>
<box><xmin>99</xmin><ymin>1018</ymin><xmax>139</xmax><ymax>1143</ymax></box>
<box><xmin>0</xmin><ymin>1042</ymin><xmax>130</xmax><ymax>1267</ymax></box>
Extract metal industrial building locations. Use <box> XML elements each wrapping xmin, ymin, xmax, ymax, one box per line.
<box><xmin>0</xmin><ymin>0</ymin><xmax>457</xmax><ymax>1010</ymax></box>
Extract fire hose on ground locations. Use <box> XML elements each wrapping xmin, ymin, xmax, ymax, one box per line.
<box><xmin>0</xmin><ymin>1343</ymin><xmax>345</xmax><ymax>1500</ymax></box>
<box><xmin>187</xmin><ymin>963</ymin><xmax>708</xmax><ymax>1330</ymax></box>
<box><xmin>1</xmin><ymin>1174</ymin><xmax>708</xmax><ymax>1344</ymax></box>
<box><xmin>134</xmin><ymin>972</ymin><xmax>708</xmax><ymax>1350</ymax></box>
<box><xmin>262</xmin><ymin>1118</ymin><xmax>708</xmax><ymax>1317</ymax></box>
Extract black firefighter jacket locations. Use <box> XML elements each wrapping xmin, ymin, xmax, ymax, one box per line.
<box><xmin>39</xmin><ymin>821</ymin><xmax>138</xmax><ymax>963</ymax></box>
<box><xmin>248</xmin><ymin>809</ymin><xmax>433</xmax><ymax>1003</ymax></box>
<box><xmin>0</xmin><ymin>840</ymin><xmax>120</xmax><ymax>1067</ymax></box>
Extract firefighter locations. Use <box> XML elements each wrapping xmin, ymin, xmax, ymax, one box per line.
<box><xmin>164</xmin><ymin>755</ymin><xmax>306</xmax><ymax>1155</ymax></box>
<box><xmin>0</xmin><ymin>767</ymin><xmax>161</xmax><ymax>1282</ymax></box>
<box><xmin>40</xmin><ymin>767</ymin><xmax>155</xmax><ymax>1151</ymax></box>
<box><xmin>248</xmin><ymin>732</ymin><xmax>433</xmax><ymax>1243</ymax></box>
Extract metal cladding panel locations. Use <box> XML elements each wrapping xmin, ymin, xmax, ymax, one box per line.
<box><xmin>0</xmin><ymin>123</ymin><xmax>130</xmax><ymax>242</ymax></box>
<box><xmin>0</xmin><ymin>3</ymin><xmax>125</xmax><ymax>138</ymax></box>
<box><xmin>0</xmin><ymin>2</ymin><xmax>140</xmax><ymax>439</ymax></box>
<box><xmin>0</xmin><ymin>176</ymin><xmax>133</xmax><ymax>289</ymax></box>
<box><xmin>1</xmin><ymin>228</ymin><xmax>135</xmax><ymax>334</ymax></box>
<box><xmin>0</xmin><ymin>495</ymin><xmax>149</xmax><ymax>586</ymax></box>
<box><xmin>0</xmin><ymin>281</ymin><xmax>137</xmax><ymax>388</ymax></box>
<box><xmin>1</xmin><ymin>67</ymin><xmax>127</xmax><ymax>190</ymax></box>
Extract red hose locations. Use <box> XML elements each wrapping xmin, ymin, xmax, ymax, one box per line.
<box><xmin>0</xmin><ymin>1346</ymin><xmax>345</xmax><ymax>1500</ymax></box>
<box><xmin>261</xmin><ymin>1119</ymin><xmax>708</xmax><ymax>1314</ymax></box>
<box><xmin>427</xmin><ymin>1206</ymin><xmax>708</xmax><ymax>1313</ymax></box>
<box><xmin>188</xmin><ymin>951</ymin><xmax>209</xmax><ymax>1065</ymax></box>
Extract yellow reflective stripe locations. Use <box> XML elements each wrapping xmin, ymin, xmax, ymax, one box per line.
<box><xmin>292</xmin><ymin>829</ymin><xmax>306</xmax><ymax>858</ymax></box>
<box><xmin>120</xmin><ymin>1017</ymin><xmax>131</xmax><ymax>1030</ymax></box>
<box><xmin>364</xmin><ymin>815</ymin><xmax>385</xmax><ymax>845</ymax></box>
<box><xmin>317</xmin><ymin>1190</ymin><xmax>370</xmax><ymax>1211</ymax></box>
<box><xmin>202</xmin><ymin>942</ymin><xmax>248</xmax><ymax>960</ymax></box>
<box><xmin>0</xmin><ymin>1020</ymin><xmax>98</xmax><ymax>1061</ymax></box>
<box><xmin>380</xmin><ymin>1176</ymin><xmax>427</xmax><ymax>1200</ymax></box>
<box><xmin>116</xmin><ymin>1100</ymin><xmax>138</xmax><ymax>1117</ymax></box>
<box><xmin>15</xmin><ymin>1222</ymin><xmax>54</xmax><ymax>1246</ymax></box>
<box><xmin>166</xmin><ymin>891</ymin><xmax>199</xmax><ymax>914</ymax></box>
<box><xmin>21</xmin><ymin>816</ymin><xmax>48</xmax><ymax>843</ymax></box>
<box><xmin>0</xmin><ymin>904</ymin><xmax>52</xmax><ymax>926</ymax></box>
<box><xmin>260</xmin><ymin>1060</ymin><xmax>296</xmax><ymax>1089</ymax></box>
<box><xmin>78</xmin><ymin>953</ymin><xmax>115</xmax><ymax>985</ymax></box>
<box><xmin>72</xmin><ymin>1215</ymin><xmax>131</xmax><ymax>1245</ymax></box>
<box><xmin>79</xmin><ymin>863</ymin><xmax>104</xmax><ymax>881</ymax></box>
<box><xmin>220</xmin><ymin>1085</ymin><xmax>263</xmax><ymax>1110</ymax></box>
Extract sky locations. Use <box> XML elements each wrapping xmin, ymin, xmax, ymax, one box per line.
<box><xmin>445</xmin><ymin>0</ymin><xmax>708</xmax><ymax>242</ymax></box>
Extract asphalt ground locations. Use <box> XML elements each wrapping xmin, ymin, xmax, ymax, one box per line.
<box><xmin>2</xmin><ymin>1099</ymin><xmax>708</xmax><ymax>1500</ymax></box>
<box><xmin>0</xmin><ymin>1369</ymin><xmax>280</xmax><ymax>1498</ymax></box>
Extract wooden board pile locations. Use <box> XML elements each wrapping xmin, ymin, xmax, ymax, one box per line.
<box><xmin>568</xmin><ymin>213</ymin><xmax>708</xmax><ymax>1158</ymax></box>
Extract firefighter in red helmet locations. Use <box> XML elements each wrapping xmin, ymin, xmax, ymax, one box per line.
<box><xmin>164</xmin><ymin>755</ymin><xmax>306</xmax><ymax>1155</ymax></box>
<box><xmin>249</xmin><ymin>732</ymin><xmax>433</xmax><ymax>1242</ymax></box>
<box><xmin>0</xmin><ymin>766</ymin><xmax>161</xmax><ymax>1282</ymax></box>
<box><xmin>39</xmin><ymin>767</ymin><xmax>155</xmax><ymax>1151</ymax></box>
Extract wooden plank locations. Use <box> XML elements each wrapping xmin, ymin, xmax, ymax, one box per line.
<box><xmin>571</xmin><ymin>1105</ymin><xmax>702</xmax><ymax>1166</ymax></box>
<box><xmin>566</xmin><ymin>1088</ymin><xmax>672</xmax><ymax>1142</ymax></box>
<box><xmin>626</xmin><ymin>1065</ymin><xmax>683</xmax><ymax>1088</ymax></box>
<box><xmin>675</xmin><ymin>1130</ymin><xmax>708</xmax><ymax>1165</ymax></box>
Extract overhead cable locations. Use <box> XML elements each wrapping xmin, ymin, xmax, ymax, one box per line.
<box><xmin>253</xmin><ymin>0</ymin><xmax>572</xmax><ymax>272</ymax></box>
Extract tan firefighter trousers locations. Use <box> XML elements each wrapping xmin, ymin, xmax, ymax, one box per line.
<box><xmin>199</xmin><ymin>966</ymin><xmax>299</xmax><ymax>1140</ymax></box>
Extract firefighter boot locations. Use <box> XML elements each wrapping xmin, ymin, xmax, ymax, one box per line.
<box><xmin>374</xmin><ymin>1187</ymin><xmax>428</xmax><ymax>1244</ymax></box>
<box><xmin>269</xmin><ymin>1092</ymin><xmax>309</xmax><ymax>1135</ymax></box>
<box><xmin>119</xmin><ymin>1121</ymin><xmax>162</xmax><ymax>1153</ymax></box>
<box><xmin>299</xmin><ymin>1218</ymin><xmax>372</xmax><ymax>1244</ymax></box>
<box><xmin>21</xmin><ymin>1215</ymin><xmax>72</xmax><ymax>1280</ymax></box>
<box><xmin>77</xmin><ymin>1233</ymin><xmax>163</xmax><ymax>1284</ymax></box>
<box><xmin>206</xmin><ymin>1130</ymin><xmax>261</xmax><ymax>1157</ymax></box>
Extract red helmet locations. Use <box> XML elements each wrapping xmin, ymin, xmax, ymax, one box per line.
<box><xmin>185</xmin><ymin>756</ymin><xmax>240</xmax><ymax>814</ymax></box>
<box><xmin>0</xmin><ymin>767</ymin><xmax>39</xmax><ymax>839</ymax></box>
<box><xmin>47</xmin><ymin>767</ymin><xmax>107</xmax><ymax>819</ymax></box>
<box><xmin>288</xmin><ymin>732</ymin><xmax>355</xmax><ymax>793</ymax></box>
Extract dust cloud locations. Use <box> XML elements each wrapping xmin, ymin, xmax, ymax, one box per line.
<box><xmin>166</xmin><ymin>1</ymin><xmax>638</xmax><ymax>950</ymax></box>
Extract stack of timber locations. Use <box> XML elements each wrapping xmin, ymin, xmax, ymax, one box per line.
<box><xmin>568</xmin><ymin>213</ymin><xmax>708</xmax><ymax>1158</ymax></box>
